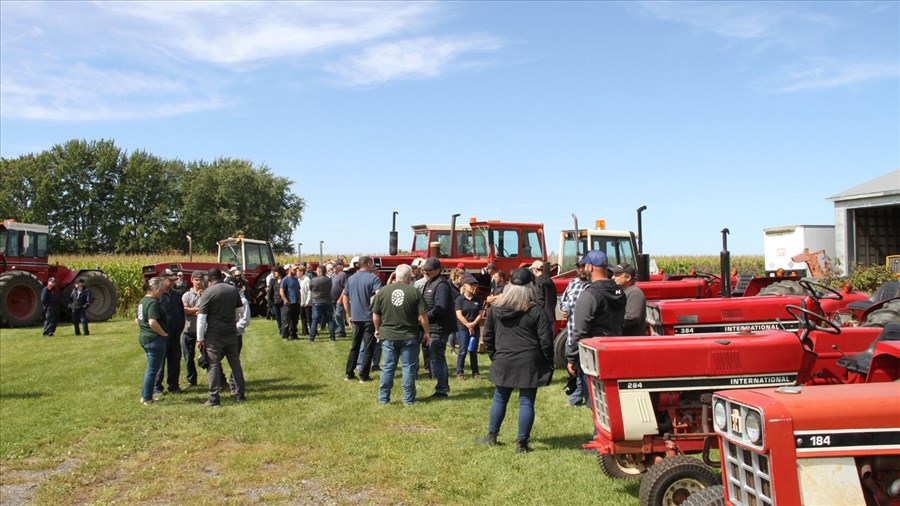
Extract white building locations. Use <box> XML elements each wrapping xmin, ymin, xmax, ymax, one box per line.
<box><xmin>828</xmin><ymin>170</ymin><xmax>900</xmax><ymax>274</ymax></box>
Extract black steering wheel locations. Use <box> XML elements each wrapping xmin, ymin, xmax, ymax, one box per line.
<box><xmin>692</xmin><ymin>271</ymin><xmax>723</xmax><ymax>283</ymax></box>
<box><xmin>798</xmin><ymin>279</ymin><xmax>843</xmax><ymax>302</ymax></box>
<box><xmin>785</xmin><ymin>305</ymin><xmax>841</xmax><ymax>335</ymax></box>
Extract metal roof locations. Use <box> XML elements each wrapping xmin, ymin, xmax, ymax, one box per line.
<box><xmin>828</xmin><ymin>170</ymin><xmax>900</xmax><ymax>202</ymax></box>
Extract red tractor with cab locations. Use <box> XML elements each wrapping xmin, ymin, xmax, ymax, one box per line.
<box><xmin>576</xmin><ymin>306</ymin><xmax>900</xmax><ymax>506</ymax></box>
<box><xmin>142</xmin><ymin>235</ymin><xmax>279</xmax><ymax>315</ymax></box>
<box><xmin>0</xmin><ymin>219</ymin><xmax>118</xmax><ymax>327</ymax></box>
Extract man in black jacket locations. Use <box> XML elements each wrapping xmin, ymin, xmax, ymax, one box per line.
<box><xmin>567</xmin><ymin>251</ymin><xmax>626</xmax><ymax>405</ymax></box>
<box><xmin>531</xmin><ymin>260</ymin><xmax>558</xmax><ymax>324</ymax></box>
<box><xmin>69</xmin><ymin>278</ymin><xmax>92</xmax><ymax>336</ymax></box>
<box><xmin>422</xmin><ymin>257</ymin><xmax>456</xmax><ymax>398</ymax></box>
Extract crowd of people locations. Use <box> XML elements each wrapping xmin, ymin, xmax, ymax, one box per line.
<box><xmin>123</xmin><ymin>249</ymin><xmax>646</xmax><ymax>450</ymax></box>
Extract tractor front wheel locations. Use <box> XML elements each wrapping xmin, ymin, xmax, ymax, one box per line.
<box><xmin>0</xmin><ymin>271</ymin><xmax>44</xmax><ymax>327</ymax></box>
<box><xmin>638</xmin><ymin>455</ymin><xmax>720</xmax><ymax>506</ymax></box>
<box><xmin>598</xmin><ymin>453</ymin><xmax>647</xmax><ymax>480</ymax></box>
<box><xmin>682</xmin><ymin>485</ymin><xmax>725</xmax><ymax>506</ymax></box>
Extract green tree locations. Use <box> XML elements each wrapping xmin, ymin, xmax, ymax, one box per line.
<box><xmin>114</xmin><ymin>151</ymin><xmax>185</xmax><ymax>253</ymax></box>
<box><xmin>180</xmin><ymin>158</ymin><xmax>305</xmax><ymax>253</ymax></box>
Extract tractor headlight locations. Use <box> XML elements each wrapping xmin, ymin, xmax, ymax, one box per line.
<box><xmin>745</xmin><ymin>410</ymin><xmax>762</xmax><ymax>444</ymax></box>
<box><xmin>713</xmin><ymin>400</ymin><xmax>728</xmax><ymax>430</ymax></box>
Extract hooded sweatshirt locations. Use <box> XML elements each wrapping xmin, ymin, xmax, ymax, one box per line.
<box><xmin>483</xmin><ymin>304</ymin><xmax>554</xmax><ymax>388</ymax></box>
<box><xmin>568</xmin><ymin>279</ymin><xmax>627</xmax><ymax>365</ymax></box>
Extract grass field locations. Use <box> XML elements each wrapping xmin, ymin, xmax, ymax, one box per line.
<box><xmin>1</xmin><ymin>318</ymin><xmax>640</xmax><ymax>505</ymax></box>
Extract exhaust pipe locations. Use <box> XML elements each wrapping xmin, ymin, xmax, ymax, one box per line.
<box><xmin>720</xmin><ymin>228</ymin><xmax>732</xmax><ymax>297</ymax></box>
<box><xmin>319</xmin><ymin>240</ymin><xmax>324</xmax><ymax>265</ymax></box>
<box><xmin>572</xmin><ymin>213</ymin><xmax>581</xmax><ymax>256</ymax></box>
<box><xmin>389</xmin><ymin>211</ymin><xmax>399</xmax><ymax>256</ymax></box>
<box><xmin>636</xmin><ymin>206</ymin><xmax>650</xmax><ymax>282</ymax></box>
<box><xmin>450</xmin><ymin>213</ymin><xmax>460</xmax><ymax>258</ymax></box>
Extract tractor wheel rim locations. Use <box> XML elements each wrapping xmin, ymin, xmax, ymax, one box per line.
<box><xmin>663</xmin><ymin>478</ymin><xmax>705</xmax><ymax>506</ymax></box>
<box><xmin>8</xmin><ymin>285</ymin><xmax>36</xmax><ymax>318</ymax></box>
<box><xmin>614</xmin><ymin>455</ymin><xmax>645</xmax><ymax>475</ymax></box>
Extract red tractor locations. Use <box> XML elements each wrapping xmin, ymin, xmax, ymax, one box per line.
<box><xmin>142</xmin><ymin>235</ymin><xmax>278</xmax><ymax>315</ymax></box>
<box><xmin>0</xmin><ymin>220</ymin><xmax>118</xmax><ymax>327</ymax></box>
<box><xmin>576</xmin><ymin>306</ymin><xmax>898</xmax><ymax>505</ymax></box>
<box><xmin>692</xmin><ymin>379</ymin><xmax>900</xmax><ymax>506</ymax></box>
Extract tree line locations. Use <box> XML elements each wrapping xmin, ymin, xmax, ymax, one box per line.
<box><xmin>0</xmin><ymin>139</ymin><xmax>306</xmax><ymax>254</ymax></box>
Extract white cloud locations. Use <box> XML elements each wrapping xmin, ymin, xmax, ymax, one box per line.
<box><xmin>767</xmin><ymin>60</ymin><xmax>899</xmax><ymax>93</ymax></box>
<box><xmin>0</xmin><ymin>1</ymin><xmax>504</xmax><ymax>121</ymax></box>
<box><xmin>636</xmin><ymin>1</ymin><xmax>789</xmax><ymax>39</ymax></box>
<box><xmin>328</xmin><ymin>35</ymin><xmax>506</xmax><ymax>86</ymax></box>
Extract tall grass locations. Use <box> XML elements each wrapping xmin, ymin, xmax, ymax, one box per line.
<box><xmin>1</xmin><ymin>319</ymin><xmax>642</xmax><ymax>505</ymax></box>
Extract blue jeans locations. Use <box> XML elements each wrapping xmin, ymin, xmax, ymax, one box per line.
<box><xmin>429</xmin><ymin>333</ymin><xmax>451</xmax><ymax>395</ymax></box>
<box><xmin>310</xmin><ymin>303</ymin><xmax>335</xmax><ymax>340</ymax></box>
<box><xmin>488</xmin><ymin>386</ymin><xmax>538</xmax><ymax>441</ymax></box>
<box><xmin>273</xmin><ymin>303</ymin><xmax>283</xmax><ymax>336</ymax></box>
<box><xmin>140</xmin><ymin>336</ymin><xmax>167</xmax><ymax>401</ymax></box>
<box><xmin>455</xmin><ymin>328</ymin><xmax>480</xmax><ymax>375</ymax></box>
<box><xmin>379</xmin><ymin>338</ymin><xmax>420</xmax><ymax>404</ymax></box>
<box><xmin>333</xmin><ymin>303</ymin><xmax>347</xmax><ymax>336</ymax></box>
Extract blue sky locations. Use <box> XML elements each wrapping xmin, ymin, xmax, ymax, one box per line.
<box><xmin>1</xmin><ymin>1</ymin><xmax>897</xmax><ymax>256</ymax></box>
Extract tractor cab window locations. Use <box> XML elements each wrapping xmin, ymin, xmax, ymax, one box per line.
<box><xmin>521</xmin><ymin>230</ymin><xmax>543</xmax><ymax>259</ymax></box>
<box><xmin>590</xmin><ymin>236</ymin><xmax>636</xmax><ymax>267</ymax></box>
<box><xmin>3</xmin><ymin>230</ymin><xmax>46</xmax><ymax>258</ymax></box>
<box><xmin>559</xmin><ymin>232</ymin><xmax>583</xmax><ymax>272</ymax></box>
<box><xmin>219</xmin><ymin>242</ymin><xmax>243</xmax><ymax>269</ymax></box>
<box><xmin>412</xmin><ymin>231</ymin><xmax>429</xmax><ymax>254</ymax></box>
<box><xmin>244</xmin><ymin>243</ymin><xmax>267</xmax><ymax>270</ymax></box>
<box><xmin>433</xmin><ymin>232</ymin><xmax>452</xmax><ymax>257</ymax></box>
<box><xmin>474</xmin><ymin>228</ymin><xmax>490</xmax><ymax>258</ymax></box>
<box><xmin>35</xmin><ymin>233</ymin><xmax>48</xmax><ymax>258</ymax></box>
<box><xmin>491</xmin><ymin>229</ymin><xmax>520</xmax><ymax>258</ymax></box>
<box><xmin>0</xmin><ymin>229</ymin><xmax>9</xmax><ymax>256</ymax></box>
<box><xmin>455</xmin><ymin>231</ymin><xmax>473</xmax><ymax>257</ymax></box>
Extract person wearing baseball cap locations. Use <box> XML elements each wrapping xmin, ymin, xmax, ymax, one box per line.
<box><xmin>41</xmin><ymin>277</ymin><xmax>60</xmax><ymax>336</ymax></box>
<box><xmin>421</xmin><ymin>257</ymin><xmax>455</xmax><ymax>398</ymax></box>
<box><xmin>567</xmin><ymin>250</ymin><xmax>626</xmax><ymax>406</ymax></box>
<box><xmin>611</xmin><ymin>264</ymin><xmax>646</xmax><ymax>336</ymax></box>
<box><xmin>530</xmin><ymin>260</ymin><xmax>557</xmax><ymax>324</ymax></box>
<box><xmin>476</xmin><ymin>267</ymin><xmax>554</xmax><ymax>453</ymax></box>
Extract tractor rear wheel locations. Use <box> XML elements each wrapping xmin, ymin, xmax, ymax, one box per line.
<box><xmin>0</xmin><ymin>271</ymin><xmax>44</xmax><ymax>327</ymax></box>
<box><xmin>682</xmin><ymin>485</ymin><xmax>725</xmax><ymax>506</ymax></box>
<box><xmin>638</xmin><ymin>455</ymin><xmax>720</xmax><ymax>506</ymax></box>
<box><xmin>598</xmin><ymin>453</ymin><xmax>647</xmax><ymax>480</ymax></box>
<box><xmin>75</xmin><ymin>271</ymin><xmax>118</xmax><ymax>322</ymax></box>
<box><xmin>553</xmin><ymin>328</ymin><xmax>569</xmax><ymax>369</ymax></box>
<box><xmin>252</xmin><ymin>273</ymin><xmax>270</xmax><ymax>317</ymax></box>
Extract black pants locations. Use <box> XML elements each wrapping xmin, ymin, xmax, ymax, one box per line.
<box><xmin>345</xmin><ymin>321</ymin><xmax>375</xmax><ymax>379</ymax></box>
<box><xmin>182</xmin><ymin>331</ymin><xmax>197</xmax><ymax>386</ymax></box>
<box><xmin>72</xmin><ymin>307</ymin><xmax>89</xmax><ymax>335</ymax></box>
<box><xmin>155</xmin><ymin>334</ymin><xmax>182</xmax><ymax>392</ymax></box>
<box><xmin>284</xmin><ymin>303</ymin><xmax>300</xmax><ymax>339</ymax></box>
<box><xmin>300</xmin><ymin>306</ymin><xmax>311</xmax><ymax>335</ymax></box>
<box><xmin>43</xmin><ymin>305</ymin><xmax>59</xmax><ymax>336</ymax></box>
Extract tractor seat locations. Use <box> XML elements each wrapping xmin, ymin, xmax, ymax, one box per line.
<box><xmin>836</xmin><ymin>323</ymin><xmax>900</xmax><ymax>376</ymax></box>
<box><xmin>847</xmin><ymin>282</ymin><xmax>900</xmax><ymax>312</ymax></box>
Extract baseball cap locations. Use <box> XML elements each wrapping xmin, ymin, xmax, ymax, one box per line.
<box><xmin>234</xmin><ymin>270</ymin><xmax>243</xmax><ymax>276</ymax></box>
<box><xmin>462</xmin><ymin>273</ymin><xmax>478</xmax><ymax>285</ymax></box>
<box><xmin>177</xmin><ymin>271</ymin><xmax>183</xmax><ymax>276</ymax></box>
<box><xmin>422</xmin><ymin>257</ymin><xmax>441</xmax><ymax>271</ymax></box>
<box><xmin>48</xmin><ymin>277</ymin><xmax>56</xmax><ymax>284</ymax></box>
<box><xmin>411</xmin><ymin>258</ymin><xmax>425</xmax><ymax>268</ymax></box>
<box><xmin>509</xmin><ymin>267</ymin><xmax>534</xmax><ymax>286</ymax></box>
<box><xmin>191</xmin><ymin>271</ymin><xmax>203</xmax><ymax>279</ymax></box>
<box><xmin>611</xmin><ymin>263</ymin><xmax>637</xmax><ymax>276</ymax></box>
<box><xmin>580</xmin><ymin>250</ymin><xmax>610</xmax><ymax>268</ymax></box>
<box><xmin>456</xmin><ymin>262</ymin><xmax>465</xmax><ymax>269</ymax></box>
<box><xmin>334</xmin><ymin>259</ymin><xmax>344</xmax><ymax>267</ymax></box>
<box><xmin>530</xmin><ymin>260</ymin><xmax>545</xmax><ymax>270</ymax></box>
<box><xmin>485</xmin><ymin>262</ymin><xmax>496</xmax><ymax>270</ymax></box>
<box><xmin>162</xmin><ymin>268</ymin><xmax>176</xmax><ymax>279</ymax></box>
<box><xmin>283</xmin><ymin>263</ymin><xmax>293</xmax><ymax>270</ymax></box>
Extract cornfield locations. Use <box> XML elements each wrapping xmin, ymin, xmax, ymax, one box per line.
<box><xmin>51</xmin><ymin>253</ymin><xmax>765</xmax><ymax>320</ymax></box>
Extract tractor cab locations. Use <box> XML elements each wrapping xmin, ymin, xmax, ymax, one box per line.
<box><xmin>471</xmin><ymin>220</ymin><xmax>546</xmax><ymax>275</ymax></box>
<box><xmin>0</xmin><ymin>220</ymin><xmax>50</xmax><ymax>275</ymax></box>
<box><xmin>558</xmin><ymin>221</ymin><xmax>638</xmax><ymax>273</ymax></box>
<box><xmin>217</xmin><ymin>236</ymin><xmax>276</xmax><ymax>272</ymax></box>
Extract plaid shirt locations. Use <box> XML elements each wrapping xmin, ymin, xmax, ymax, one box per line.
<box><xmin>559</xmin><ymin>277</ymin><xmax>589</xmax><ymax>345</ymax></box>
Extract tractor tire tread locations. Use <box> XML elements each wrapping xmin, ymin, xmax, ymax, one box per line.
<box><xmin>682</xmin><ymin>485</ymin><xmax>725</xmax><ymax>506</ymax></box>
<box><xmin>597</xmin><ymin>453</ymin><xmax>646</xmax><ymax>481</ymax></box>
<box><xmin>0</xmin><ymin>271</ymin><xmax>44</xmax><ymax>327</ymax></box>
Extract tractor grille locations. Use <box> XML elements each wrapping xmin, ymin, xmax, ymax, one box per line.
<box><xmin>722</xmin><ymin>438</ymin><xmax>773</xmax><ymax>506</ymax></box>
<box><xmin>590</xmin><ymin>378</ymin><xmax>610</xmax><ymax>431</ymax></box>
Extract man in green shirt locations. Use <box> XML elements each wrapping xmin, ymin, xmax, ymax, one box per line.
<box><xmin>372</xmin><ymin>264</ymin><xmax>430</xmax><ymax>405</ymax></box>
